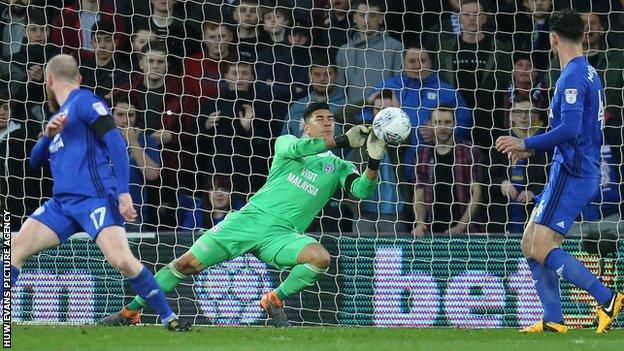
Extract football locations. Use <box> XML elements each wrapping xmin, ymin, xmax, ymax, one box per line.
<box><xmin>372</xmin><ymin>107</ymin><xmax>411</xmax><ymax>145</ymax></box>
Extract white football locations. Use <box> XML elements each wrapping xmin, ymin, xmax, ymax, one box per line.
<box><xmin>372</xmin><ymin>107</ymin><xmax>411</xmax><ymax>145</ymax></box>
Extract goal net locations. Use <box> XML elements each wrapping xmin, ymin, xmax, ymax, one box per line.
<box><xmin>2</xmin><ymin>0</ymin><xmax>623</xmax><ymax>328</ymax></box>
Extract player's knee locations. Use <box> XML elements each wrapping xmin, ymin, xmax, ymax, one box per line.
<box><xmin>307</xmin><ymin>247</ymin><xmax>331</xmax><ymax>270</ymax></box>
<box><xmin>10</xmin><ymin>235</ymin><xmax>36</xmax><ymax>267</ymax></box>
<box><xmin>520</xmin><ymin>234</ymin><xmax>533</xmax><ymax>258</ymax></box>
<box><xmin>108</xmin><ymin>254</ymin><xmax>140</xmax><ymax>276</ymax></box>
<box><xmin>10</xmin><ymin>240</ymin><xmax>26</xmax><ymax>267</ymax></box>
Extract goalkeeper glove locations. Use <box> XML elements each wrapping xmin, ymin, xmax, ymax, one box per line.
<box><xmin>334</xmin><ymin>125</ymin><xmax>370</xmax><ymax>148</ymax></box>
<box><xmin>366</xmin><ymin>133</ymin><xmax>386</xmax><ymax>171</ymax></box>
<box><xmin>367</xmin><ymin>133</ymin><xmax>386</xmax><ymax>160</ymax></box>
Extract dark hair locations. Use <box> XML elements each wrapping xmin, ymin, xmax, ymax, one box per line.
<box><xmin>374</xmin><ymin>89</ymin><xmax>394</xmax><ymax>101</ymax></box>
<box><xmin>91</xmin><ymin>21</ymin><xmax>116</xmax><ymax>38</ymax></box>
<box><xmin>512</xmin><ymin>51</ymin><xmax>532</xmax><ymax>64</ymax></box>
<box><xmin>111</xmin><ymin>95</ymin><xmax>131</xmax><ymax>108</ymax></box>
<box><xmin>351</xmin><ymin>0</ymin><xmax>386</xmax><ymax>12</ymax></box>
<box><xmin>403</xmin><ymin>45</ymin><xmax>425</xmax><ymax>55</ymax></box>
<box><xmin>202</xmin><ymin>20</ymin><xmax>233</xmax><ymax>34</ymax></box>
<box><xmin>0</xmin><ymin>87</ymin><xmax>13</xmax><ymax>113</ymax></box>
<box><xmin>260</xmin><ymin>1</ymin><xmax>292</xmax><ymax>22</ymax></box>
<box><xmin>550</xmin><ymin>9</ymin><xmax>584</xmax><ymax>42</ymax></box>
<box><xmin>232</xmin><ymin>0</ymin><xmax>260</xmax><ymax>6</ymax></box>
<box><xmin>432</xmin><ymin>105</ymin><xmax>456</xmax><ymax>119</ymax></box>
<box><xmin>131</xmin><ymin>26</ymin><xmax>151</xmax><ymax>42</ymax></box>
<box><xmin>141</xmin><ymin>40</ymin><xmax>168</xmax><ymax>56</ymax></box>
<box><xmin>0</xmin><ymin>88</ymin><xmax>9</xmax><ymax>105</ymax></box>
<box><xmin>289</xmin><ymin>20</ymin><xmax>310</xmax><ymax>39</ymax></box>
<box><xmin>310</xmin><ymin>51</ymin><xmax>337</xmax><ymax>71</ymax></box>
<box><xmin>207</xmin><ymin>175</ymin><xmax>233</xmax><ymax>191</ymax></box>
<box><xmin>303</xmin><ymin>102</ymin><xmax>330</xmax><ymax>123</ymax></box>
<box><xmin>459</xmin><ymin>0</ymin><xmax>483</xmax><ymax>9</ymax></box>
<box><xmin>222</xmin><ymin>56</ymin><xmax>254</xmax><ymax>74</ymax></box>
<box><xmin>26</xmin><ymin>8</ymin><xmax>46</xmax><ymax>26</ymax></box>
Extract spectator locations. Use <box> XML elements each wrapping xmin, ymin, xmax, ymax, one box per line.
<box><xmin>282</xmin><ymin>58</ymin><xmax>345</xmax><ymax>138</ymax></box>
<box><xmin>500</xmin><ymin>52</ymin><xmax>549</xmax><ymax>132</ymax></box>
<box><xmin>489</xmin><ymin>98</ymin><xmax>548</xmax><ymax>233</ymax></box>
<box><xmin>114</xmin><ymin>41</ymin><xmax>194</xmax><ymax>229</ymax></box>
<box><xmin>311</xmin><ymin>0</ymin><xmax>350</xmax><ymax>56</ymax></box>
<box><xmin>412</xmin><ymin>106</ymin><xmax>484</xmax><ymax>236</ymax></box>
<box><xmin>555</xmin><ymin>0</ymin><xmax>624</xmax><ymax>50</ymax></box>
<box><xmin>335</xmin><ymin>0</ymin><xmax>403</xmax><ymax>103</ymax></box>
<box><xmin>50</xmin><ymin>0</ymin><xmax>124</xmax><ymax>58</ymax></box>
<box><xmin>495</xmin><ymin>0</ymin><xmax>552</xmax><ymax>70</ymax></box>
<box><xmin>197</xmin><ymin>59</ymin><xmax>273</xmax><ymax>194</ymax></box>
<box><xmin>422</xmin><ymin>0</ymin><xmax>465</xmax><ymax>50</ymax></box>
<box><xmin>80</xmin><ymin>21</ymin><xmax>130</xmax><ymax>100</ymax></box>
<box><xmin>436</xmin><ymin>0</ymin><xmax>512</xmax><ymax>152</ymax></box>
<box><xmin>111</xmin><ymin>97</ymin><xmax>161</xmax><ymax>231</ymax></box>
<box><xmin>128</xmin><ymin>26</ymin><xmax>155</xmax><ymax>75</ymax></box>
<box><xmin>579</xmin><ymin>12</ymin><xmax>624</xmax><ymax>123</ymax></box>
<box><xmin>0</xmin><ymin>0</ymin><xmax>29</xmax><ymax>57</ymax></box>
<box><xmin>1</xmin><ymin>10</ymin><xmax>59</xmax><ymax>121</ymax></box>
<box><xmin>230</xmin><ymin>0</ymin><xmax>261</xmax><ymax>62</ymax></box>
<box><xmin>202</xmin><ymin>175</ymin><xmax>246</xmax><ymax>229</ymax></box>
<box><xmin>361</xmin><ymin>47</ymin><xmax>472</xmax><ymax>182</ymax></box>
<box><xmin>356</xmin><ymin>89</ymin><xmax>408</xmax><ymax>235</ymax></box>
<box><xmin>256</xmin><ymin>23</ymin><xmax>312</xmax><ymax>111</ymax></box>
<box><xmin>135</xmin><ymin>0</ymin><xmax>200</xmax><ymax>74</ymax></box>
<box><xmin>182</xmin><ymin>21</ymin><xmax>234</xmax><ymax>115</ymax></box>
<box><xmin>0</xmin><ymin>87</ymin><xmax>51</xmax><ymax>227</ymax></box>
<box><xmin>259</xmin><ymin>2</ymin><xmax>291</xmax><ymax>47</ymax></box>
<box><xmin>117</xmin><ymin>42</ymin><xmax>181</xmax><ymax>140</ymax></box>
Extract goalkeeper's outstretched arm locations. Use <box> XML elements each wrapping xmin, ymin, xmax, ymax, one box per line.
<box><xmin>275</xmin><ymin>135</ymin><xmax>330</xmax><ymax>159</ymax></box>
<box><xmin>276</xmin><ymin>126</ymin><xmax>370</xmax><ymax>159</ymax></box>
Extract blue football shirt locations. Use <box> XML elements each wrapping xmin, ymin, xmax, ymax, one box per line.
<box><xmin>550</xmin><ymin>56</ymin><xmax>604</xmax><ymax>178</ymax></box>
<box><xmin>47</xmin><ymin>89</ymin><xmax>118</xmax><ymax>197</ymax></box>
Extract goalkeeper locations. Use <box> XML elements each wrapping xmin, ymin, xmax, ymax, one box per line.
<box><xmin>99</xmin><ymin>102</ymin><xmax>386</xmax><ymax>327</ymax></box>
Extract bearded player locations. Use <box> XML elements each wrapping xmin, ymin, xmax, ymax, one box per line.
<box><xmin>6</xmin><ymin>54</ymin><xmax>189</xmax><ymax>331</ymax></box>
<box><xmin>99</xmin><ymin>102</ymin><xmax>386</xmax><ymax>327</ymax></box>
<box><xmin>497</xmin><ymin>9</ymin><xmax>623</xmax><ymax>333</ymax></box>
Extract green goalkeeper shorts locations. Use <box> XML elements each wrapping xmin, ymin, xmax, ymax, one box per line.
<box><xmin>189</xmin><ymin>204</ymin><xmax>318</xmax><ymax>270</ymax></box>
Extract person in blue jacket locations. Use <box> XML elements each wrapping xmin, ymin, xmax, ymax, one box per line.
<box><xmin>361</xmin><ymin>46</ymin><xmax>473</xmax><ymax>181</ymax></box>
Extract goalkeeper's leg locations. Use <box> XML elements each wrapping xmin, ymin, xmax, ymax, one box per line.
<box><xmin>98</xmin><ymin>235</ymin><xmax>230</xmax><ymax>326</ymax></box>
<box><xmin>260</xmin><ymin>241</ymin><xmax>330</xmax><ymax>328</ymax></box>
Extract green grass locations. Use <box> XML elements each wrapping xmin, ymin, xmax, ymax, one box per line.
<box><xmin>10</xmin><ymin>325</ymin><xmax>624</xmax><ymax>351</ymax></box>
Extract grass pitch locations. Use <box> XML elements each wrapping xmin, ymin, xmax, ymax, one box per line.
<box><xmin>10</xmin><ymin>325</ymin><xmax>624</xmax><ymax>351</ymax></box>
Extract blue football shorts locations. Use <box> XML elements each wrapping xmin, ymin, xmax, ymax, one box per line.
<box><xmin>534</xmin><ymin>162</ymin><xmax>599</xmax><ymax>235</ymax></box>
<box><xmin>30</xmin><ymin>193</ymin><xmax>125</xmax><ymax>243</ymax></box>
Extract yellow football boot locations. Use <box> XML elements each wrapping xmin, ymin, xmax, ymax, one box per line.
<box><xmin>596</xmin><ymin>292</ymin><xmax>624</xmax><ymax>333</ymax></box>
<box><xmin>520</xmin><ymin>320</ymin><xmax>568</xmax><ymax>333</ymax></box>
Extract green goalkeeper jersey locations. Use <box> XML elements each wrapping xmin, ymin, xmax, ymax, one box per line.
<box><xmin>248</xmin><ymin>135</ymin><xmax>378</xmax><ymax>232</ymax></box>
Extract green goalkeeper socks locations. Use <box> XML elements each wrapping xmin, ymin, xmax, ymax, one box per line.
<box><xmin>127</xmin><ymin>261</ymin><xmax>187</xmax><ymax>311</ymax></box>
<box><xmin>275</xmin><ymin>263</ymin><xmax>328</xmax><ymax>300</ymax></box>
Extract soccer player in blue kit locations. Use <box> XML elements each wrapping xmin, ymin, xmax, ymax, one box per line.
<box><xmin>497</xmin><ymin>9</ymin><xmax>623</xmax><ymax>333</ymax></box>
<box><xmin>6</xmin><ymin>54</ymin><xmax>190</xmax><ymax>331</ymax></box>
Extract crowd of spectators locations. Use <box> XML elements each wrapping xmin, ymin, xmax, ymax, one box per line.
<box><xmin>1</xmin><ymin>0</ymin><xmax>623</xmax><ymax>237</ymax></box>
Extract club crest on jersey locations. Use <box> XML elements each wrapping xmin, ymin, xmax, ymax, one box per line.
<box><xmin>92</xmin><ymin>101</ymin><xmax>108</xmax><ymax>116</ymax></box>
<box><xmin>323</xmin><ymin>163</ymin><xmax>335</xmax><ymax>173</ymax></box>
<box><xmin>48</xmin><ymin>134</ymin><xmax>65</xmax><ymax>153</ymax></box>
<box><xmin>564</xmin><ymin>89</ymin><xmax>578</xmax><ymax>104</ymax></box>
